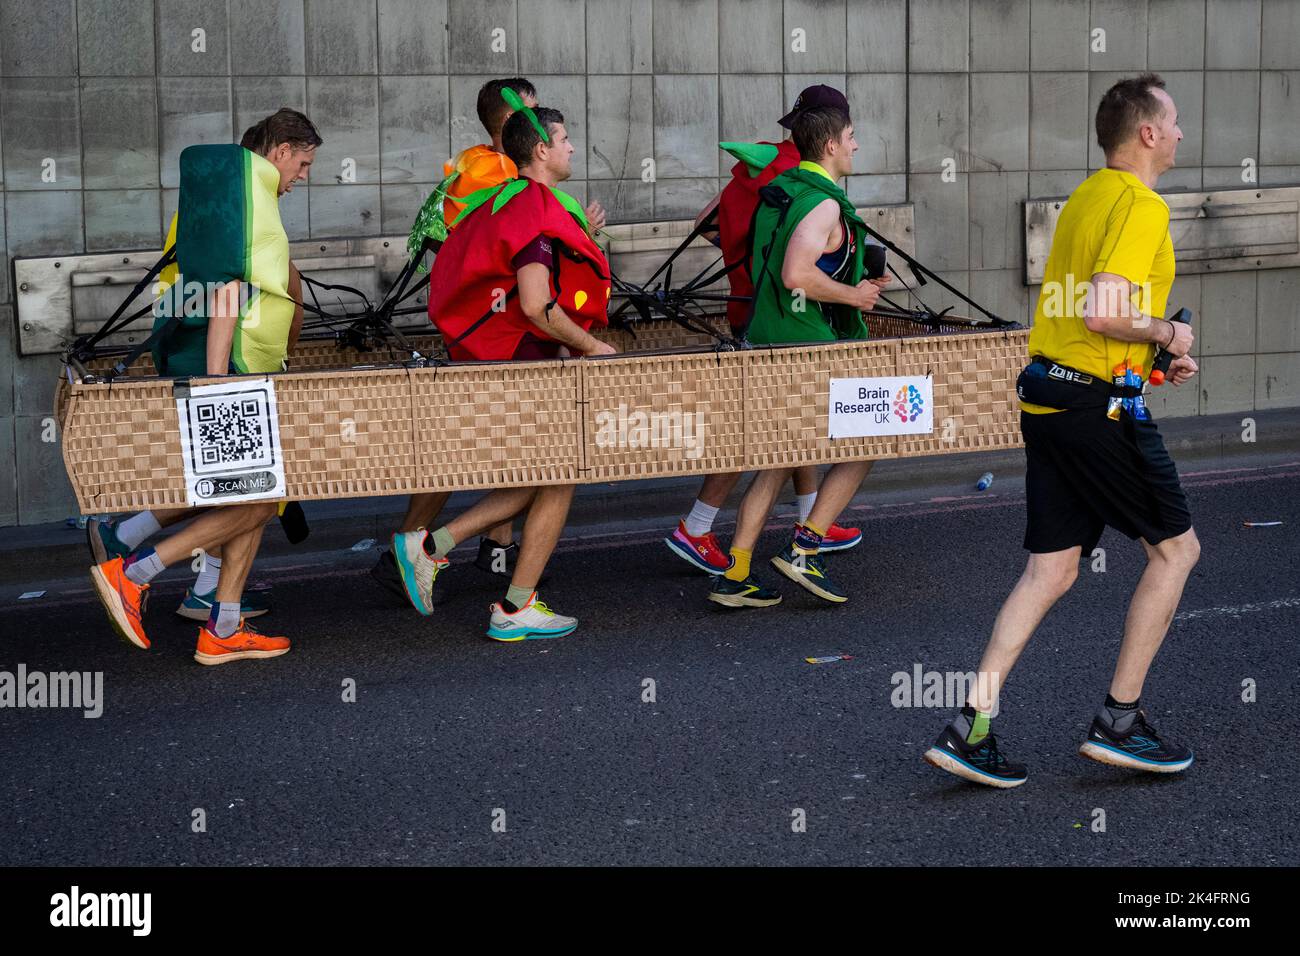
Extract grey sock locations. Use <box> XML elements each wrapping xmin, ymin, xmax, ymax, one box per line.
<box><xmin>1100</xmin><ymin>695</ymin><xmax>1140</xmax><ymax>734</ymax></box>
<box><xmin>213</xmin><ymin>602</ymin><xmax>242</xmax><ymax>638</ymax></box>
<box><xmin>124</xmin><ymin>550</ymin><xmax>166</xmax><ymax>586</ymax></box>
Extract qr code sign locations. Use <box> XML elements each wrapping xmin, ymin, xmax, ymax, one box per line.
<box><xmin>184</xmin><ymin>387</ymin><xmax>277</xmax><ymax>476</ymax></box>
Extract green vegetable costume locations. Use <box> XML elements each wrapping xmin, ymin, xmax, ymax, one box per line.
<box><xmin>745</xmin><ymin>161</ymin><xmax>870</xmax><ymax>345</ymax></box>
<box><xmin>151</xmin><ymin>144</ymin><xmax>294</xmax><ymax>376</ymax></box>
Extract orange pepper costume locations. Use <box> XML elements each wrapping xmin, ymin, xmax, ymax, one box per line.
<box><xmin>441</xmin><ymin>144</ymin><xmax>518</xmax><ymax>227</ymax></box>
<box><xmin>428</xmin><ymin>177</ymin><xmax>611</xmax><ymax>361</ymax></box>
<box><xmin>715</xmin><ymin>140</ymin><xmax>801</xmax><ymax>330</ymax></box>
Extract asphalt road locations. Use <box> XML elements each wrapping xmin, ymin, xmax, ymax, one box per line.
<box><xmin>2</xmin><ymin>452</ymin><xmax>1297</xmax><ymax>866</ymax></box>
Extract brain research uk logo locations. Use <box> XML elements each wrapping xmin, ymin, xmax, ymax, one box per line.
<box><xmin>893</xmin><ymin>384</ymin><xmax>925</xmax><ymax>423</ymax></box>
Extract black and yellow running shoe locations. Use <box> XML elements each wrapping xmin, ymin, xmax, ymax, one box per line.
<box><xmin>770</xmin><ymin>546</ymin><xmax>848</xmax><ymax>603</ymax></box>
<box><xmin>708</xmin><ymin>574</ymin><xmax>783</xmax><ymax>608</ymax></box>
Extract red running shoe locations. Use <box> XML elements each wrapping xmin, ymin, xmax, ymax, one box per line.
<box><xmin>664</xmin><ymin>520</ymin><xmax>733</xmax><ymax>574</ymax></box>
<box><xmin>799</xmin><ymin>522</ymin><xmax>862</xmax><ymax>553</ymax></box>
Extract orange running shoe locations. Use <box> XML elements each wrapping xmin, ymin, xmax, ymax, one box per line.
<box><xmin>89</xmin><ymin>557</ymin><xmax>150</xmax><ymax>650</ymax></box>
<box><xmin>194</xmin><ymin>619</ymin><xmax>291</xmax><ymax>666</ymax></box>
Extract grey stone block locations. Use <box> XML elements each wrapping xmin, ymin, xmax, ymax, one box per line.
<box><xmin>536</xmin><ymin>75</ymin><xmax>588</xmax><ymax>180</ymax></box>
<box><xmin>971</xmin><ymin>73</ymin><xmax>1029</xmax><ymax>172</ymax></box>
<box><xmin>719</xmin><ymin>74</ymin><xmax>784</xmax><ymax>143</ymax></box>
<box><xmin>1260</xmin><ymin>72</ymin><xmax>1300</xmax><ymax>166</ymax></box>
<box><xmin>279</xmin><ymin>184</ymin><xmax>310</xmax><ymax>239</ymax></box>
<box><xmin>1257</xmin><ymin>352</ymin><xmax>1300</xmax><ymax>409</ymax></box>
<box><xmin>587</xmin><ymin>75</ymin><xmax>654</xmax><ymax>180</ymax></box>
<box><xmin>1166</xmin><ymin>273</ymin><xmax>1201</xmax><ymax>355</ymax></box>
<box><xmin>306</xmin><ymin>0</ymin><xmax>376</xmax><ymax>74</ymax></box>
<box><xmin>846</xmin><ymin>73</ymin><xmax>906</xmax><ymax>174</ymax></box>
<box><xmin>969</xmin><ymin>171</ymin><xmax>1028</xmax><ymax>271</ymax></box>
<box><xmin>653</xmin><ymin>75</ymin><xmax>719</xmax><ymax>180</ymax></box>
<box><xmin>519</xmin><ymin>0</ymin><xmax>586</xmax><ymax>73</ymax></box>
<box><xmin>1147</xmin><ymin>367</ymin><xmax>1201</xmax><ymax>417</ymax></box>
<box><xmin>560</xmin><ymin>180</ymin><xmax>586</xmax><ymax>206</ymax></box>
<box><xmin>0</xmin><ymin>422</ymin><xmax>15</xmax><ymax>527</ymax></box>
<box><xmin>1199</xmin><ymin>354</ymin><xmax>1255</xmax><ymax>413</ymax></box>
<box><xmin>1206</xmin><ymin>0</ymin><xmax>1261</xmax><ymax>69</ymax></box>
<box><xmin>233</xmin><ymin>76</ymin><xmax>308</xmax><ymax>142</ymax></box>
<box><xmin>1028</xmin><ymin>168</ymin><xmax>1086</xmax><ymax>197</ymax></box>
<box><xmin>918</xmin><ymin>270</ymin><xmax>973</xmax><ymax>317</ymax></box>
<box><xmin>0</xmin><ymin>0</ymin><xmax>77</xmax><ymax>75</ymax></box>
<box><xmin>1200</xmin><ymin>165</ymin><xmax>1248</xmax><ymax>188</ymax></box>
<box><xmin>1202</xmin><ymin>71</ymin><xmax>1260</xmax><ymax>167</ymax></box>
<box><xmin>379</xmin><ymin>0</ymin><xmax>448</xmax><ymax>74</ymax></box>
<box><xmin>14</xmin><ymin>352</ymin><xmax>64</xmax><ymax>415</ymax></box>
<box><xmin>653</xmin><ymin>0</ymin><xmax>718</xmax><ymax>74</ymax></box>
<box><xmin>587</xmin><ymin>179</ymin><xmax>655</xmax><ymax>223</ymax></box>
<box><xmin>908</xmin><ymin>0</ymin><xmax>968</xmax><ymax>72</ymax></box>
<box><xmin>448</xmin><ymin>0</ymin><xmax>517</xmax><ymax>73</ymax></box>
<box><xmin>1030</xmin><ymin>0</ymin><xmax>1088</xmax><ymax>70</ymax></box>
<box><xmin>230</xmin><ymin>0</ymin><xmax>306</xmax><ymax>75</ymax></box>
<box><xmin>586</xmin><ymin>0</ymin><xmax>651</xmax><ymax>73</ymax></box>
<box><xmin>1200</xmin><ymin>272</ymin><xmax>1257</xmax><ymax>356</ymax></box>
<box><xmin>1262</xmin><ymin>0</ymin><xmax>1300</xmax><ymax>68</ymax></box>
<box><xmin>307</xmin><ymin>76</ymin><xmax>381</xmax><ymax>186</ymax></box>
<box><xmin>16</xmin><ymin>414</ymin><xmax>76</xmax><ymax>524</ymax></box>
<box><xmin>1162</xmin><ymin>71</ymin><xmax>1204</xmax><ymax>169</ymax></box>
<box><xmin>1157</xmin><ymin>167</ymin><xmax>1202</xmax><ymax>191</ymax></box>
<box><xmin>381</xmin><ymin>183</ymin><xmax>432</xmax><ymax>234</ymax></box>
<box><xmin>1256</xmin><ymin>268</ymin><xmax>1300</xmax><ymax>353</ymax></box>
<box><xmin>1148</xmin><ymin>0</ymin><xmax>1206</xmax><ymax>70</ymax></box>
<box><xmin>81</xmin><ymin>78</ymin><xmax>159</xmax><ymax>190</ymax></box>
<box><xmin>908</xmin><ymin>73</ymin><xmax>968</xmax><ymax>174</ymax></box>
<box><xmin>309</xmin><ymin>183</ymin><xmax>381</xmax><ymax>237</ymax></box>
<box><xmin>0</xmin><ymin>298</ymin><xmax>13</xmax><ymax>416</ymax></box>
<box><xmin>969</xmin><ymin>268</ymin><xmax>1029</xmax><ymax>326</ymax></box>
<box><xmin>159</xmin><ymin>78</ymin><xmax>233</xmax><ymax>189</ymax></box>
<box><xmin>910</xmin><ymin>172</ymin><xmax>969</xmax><ymax>271</ymax></box>
<box><xmin>784</xmin><ymin>0</ymin><xmax>847</xmax><ymax>74</ymax></box>
<box><xmin>847</xmin><ymin>0</ymin><xmax>906</xmax><ymax>72</ymax></box>
<box><xmin>0</xmin><ymin>192</ymin><xmax>6</xmax><ymax>303</ymax></box>
<box><xmin>1261</xmin><ymin>165</ymin><xmax>1300</xmax><ymax>184</ymax></box>
<box><xmin>1088</xmin><ymin>0</ymin><xmax>1147</xmax><ymax>71</ymax></box>
<box><xmin>971</xmin><ymin>0</ymin><xmax>1030</xmax><ymax>71</ymax></box>
<box><xmin>1</xmin><ymin>78</ymin><xmax>81</xmax><ymax>190</ymax></box>
<box><xmin>162</xmin><ymin>188</ymin><xmax>179</xmax><ymax>234</ymax></box>
<box><xmin>78</xmin><ymin>0</ymin><xmax>156</xmax><ymax>75</ymax></box>
<box><xmin>4</xmin><ymin>191</ymin><xmax>83</xmax><ymax>258</ymax></box>
<box><xmin>381</xmin><ymin>76</ymin><xmax>450</xmax><ymax>184</ymax></box>
<box><xmin>845</xmin><ymin>174</ymin><xmax>906</xmax><ymax>205</ymax></box>
<box><xmin>85</xmin><ymin>190</ymin><xmax>163</xmax><ymax>252</ymax></box>
<box><xmin>719</xmin><ymin>0</ymin><xmax>782</xmax><ymax>73</ymax></box>
<box><xmin>654</xmin><ymin>178</ymin><xmax>719</xmax><ymax>220</ymax></box>
<box><xmin>1030</xmin><ymin>73</ymin><xmax>1088</xmax><ymax>170</ymax></box>
<box><xmin>157</xmin><ymin>0</ymin><xmax>230</xmax><ymax>76</ymax></box>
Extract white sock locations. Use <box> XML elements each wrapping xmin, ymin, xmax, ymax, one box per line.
<box><xmin>116</xmin><ymin>511</ymin><xmax>161</xmax><ymax>549</ymax></box>
<box><xmin>796</xmin><ymin>492</ymin><xmax>817</xmax><ymax>523</ymax></box>
<box><xmin>193</xmin><ymin>555</ymin><xmax>221</xmax><ymax>595</ymax></box>
<box><xmin>683</xmin><ymin>499</ymin><xmax>720</xmax><ymax>537</ymax></box>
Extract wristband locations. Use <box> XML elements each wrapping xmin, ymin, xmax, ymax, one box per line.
<box><xmin>1162</xmin><ymin>319</ymin><xmax>1175</xmax><ymax>349</ymax></box>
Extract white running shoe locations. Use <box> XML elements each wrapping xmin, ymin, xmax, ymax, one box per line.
<box><xmin>390</xmin><ymin>529</ymin><xmax>448</xmax><ymax>616</ymax></box>
<box><xmin>486</xmin><ymin>592</ymin><xmax>577</xmax><ymax>642</ymax></box>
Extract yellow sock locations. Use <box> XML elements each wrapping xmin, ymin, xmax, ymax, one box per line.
<box><xmin>725</xmin><ymin>547</ymin><xmax>752</xmax><ymax>582</ymax></box>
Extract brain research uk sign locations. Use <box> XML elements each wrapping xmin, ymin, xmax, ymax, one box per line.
<box><xmin>828</xmin><ymin>376</ymin><xmax>934</xmax><ymax>439</ymax></box>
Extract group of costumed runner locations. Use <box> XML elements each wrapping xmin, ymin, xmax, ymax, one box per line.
<box><xmin>87</xmin><ymin>79</ymin><xmax>884</xmax><ymax>666</ymax></box>
<box><xmin>83</xmin><ymin>69</ymin><xmax>1204</xmax><ymax>792</ymax></box>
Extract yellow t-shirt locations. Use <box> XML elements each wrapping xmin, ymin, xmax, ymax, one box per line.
<box><xmin>1022</xmin><ymin>168</ymin><xmax>1176</xmax><ymax>414</ymax></box>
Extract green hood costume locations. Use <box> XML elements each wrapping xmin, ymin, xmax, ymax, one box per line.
<box><xmin>745</xmin><ymin>165</ymin><xmax>870</xmax><ymax>345</ymax></box>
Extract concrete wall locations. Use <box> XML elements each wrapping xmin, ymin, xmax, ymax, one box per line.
<box><xmin>3</xmin><ymin>0</ymin><xmax>1300</xmax><ymax>524</ymax></box>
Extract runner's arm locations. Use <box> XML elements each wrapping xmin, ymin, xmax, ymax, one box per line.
<box><xmin>516</xmin><ymin>263</ymin><xmax>615</xmax><ymax>356</ymax></box>
<box><xmin>780</xmin><ymin>199</ymin><xmax>884</xmax><ymax>310</ymax></box>
<box><xmin>1086</xmin><ymin>272</ymin><xmax>1193</xmax><ymax>357</ymax></box>
<box><xmin>205</xmin><ymin>280</ymin><xmax>241</xmax><ymax>375</ymax></box>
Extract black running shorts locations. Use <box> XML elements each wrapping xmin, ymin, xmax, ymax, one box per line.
<box><xmin>1021</xmin><ymin>408</ymin><xmax>1193</xmax><ymax>555</ymax></box>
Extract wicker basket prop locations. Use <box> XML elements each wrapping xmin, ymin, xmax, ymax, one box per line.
<box><xmin>58</xmin><ymin>314</ymin><xmax>1027</xmax><ymax>514</ymax></box>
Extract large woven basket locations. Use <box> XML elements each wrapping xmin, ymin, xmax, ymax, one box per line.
<box><xmin>59</xmin><ymin>314</ymin><xmax>1027</xmax><ymax>513</ymax></box>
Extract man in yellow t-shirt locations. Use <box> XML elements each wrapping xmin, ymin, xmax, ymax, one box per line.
<box><xmin>924</xmin><ymin>74</ymin><xmax>1202</xmax><ymax>789</ymax></box>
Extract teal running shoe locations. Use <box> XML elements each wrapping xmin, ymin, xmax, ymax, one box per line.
<box><xmin>86</xmin><ymin>517</ymin><xmax>130</xmax><ymax>565</ymax></box>
<box><xmin>770</xmin><ymin>546</ymin><xmax>848</xmax><ymax>603</ymax></box>
<box><xmin>175</xmin><ymin>588</ymin><xmax>271</xmax><ymax>621</ymax></box>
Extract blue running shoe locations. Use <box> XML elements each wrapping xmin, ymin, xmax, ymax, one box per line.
<box><xmin>176</xmin><ymin>588</ymin><xmax>271</xmax><ymax>621</ymax></box>
<box><xmin>924</xmin><ymin>725</ymin><xmax>1029</xmax><ymax>788</ymax></box>
<box><xmin>1078</xmin><ymin>712</ymin><xmax>1193</xmax><ymax>773</ymax></box>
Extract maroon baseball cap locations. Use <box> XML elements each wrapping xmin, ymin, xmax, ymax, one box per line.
<box><xmin>778</xmin><ymin>84</ymin><xmax>850</xmax><ymax>129</ymax></box>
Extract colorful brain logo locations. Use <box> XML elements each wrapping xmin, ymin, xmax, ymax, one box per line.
<box><xmin>893</xmin><ymin>384</ymin><xmax>924</xmax><ymax>423</ymax></box>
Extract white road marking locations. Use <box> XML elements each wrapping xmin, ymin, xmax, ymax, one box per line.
<box><xmin>1175</xmin><ymin>596</ymin><xmax>1300</xmax><ymax>622</ymax></box>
